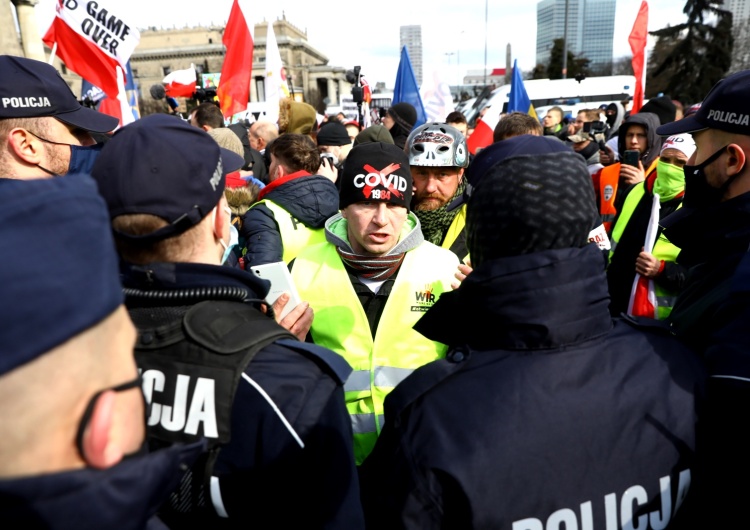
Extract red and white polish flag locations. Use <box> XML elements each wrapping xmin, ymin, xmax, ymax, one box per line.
<box><xmin>163</xmin><ymin>65</ymin><xmax>197</xmax><ymax>98</ymax></box>
<box><xmin>43</xmin><ymin>0</ymin><xmax>140</xmax><ymax>100</ymax></box>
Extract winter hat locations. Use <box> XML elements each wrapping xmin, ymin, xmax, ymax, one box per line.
<box><xmin>317</xmin><ymin>121</ymin><xmax>351</xmax><ymax>146</ymax></box>
<box><xmin>465</xmin><ymin>135</ymin><xmax>599</xmax><ymax>266</ymax></box>
<box><xmin>339</xmin><ymin>142</ymin><xmax>412</xmax><ymax>210</ymax></box>
<box><xmin>208</xmin><ymin>128</ymin><xmax>245</xmax><ymax>158</ymax></box>
<box><xmin>278</xmin><ymin>98</ymin><xmax>317</xmax><ymax>134</ymax></box>
<box><xmin>387</xmin><ymin>102</ymin><xmax>417</xmax><ymax>131</ymax></box>
<box><xmin>354</xmin><ymin>125</ymin><xmax>394</xmax><ymax>146</ymax></box>
<box><xmin>640</xmin><ymin>95</ymin><xmax>677</xmax><ymax>125</ymax></box>
<box><xmin>660</xmin><ymin>134</ymin><xmax>696</xmax><ymax>159</ymax></box>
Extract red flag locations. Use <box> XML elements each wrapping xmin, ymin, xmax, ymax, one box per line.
<box><xmin>42</xmin><ymin>0</ymin><xmax>140</xmax><ymax>100</ymax></box>
<box><xmin>217</xmin><ymin>0</ymin><xmax>254</xmax><ymax>118</ymax></box>
<box><xmin>629</xmin><ymin>1</ymin><xmax>649</xmax><ymax>114</ymax></box>
<box><xmin>628</xmin><ymin>275</ymin><xmax>658</xmax><ymax>318</ymax></box>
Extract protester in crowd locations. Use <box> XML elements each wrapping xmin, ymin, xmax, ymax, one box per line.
<box><xmin>406</xmin><ymin>123</ymin><xmax>471</xmax><ymax>261</ymax></box>
<box><xmin>607</xmin><ymin>134</ymin><xmax>694</xmax><ymax>319</ymax></box>
<box><xmin>278</xmin><ymin>98</ymin><xmax>317</xmax><ymax>136</ymax></box>
<box><xmin>317</xmin><ymin>120</ymin><xmax>354</xmax><ymax>175</ymax></box>
<box><xmin>541</xmin><ymin>106</ymin><xmax>566</xmax><ymax>139</ymax></box>
<box><xmin>593</xmin><ymin>112</ymin><xmax>662</xmax><ymax>232</ymax></box>
<box><xmin>354</xmin><ymin>124</ymin><xmax>394</xmax><ymax>146</ymax></box>
<box><xmin>493</xmin><ymin>112</ymin><xmax>544</xmax><ymax>142</ymax></box>
<box><xmin>0</xmin><ymin>55</ymin><xmax>117</xmax><ymax>179</ymax></box>
<box><xmin>640</xmin><ymin>95</ymin><xmax>678</xmax><ymax>128</ymax></box>
<box><xmin>656</xmin><ymin>71</ymin><xmax>750</xmax><ymax>526</ymax></box>
<box><xmin>345</xmin><ymin>120</ymin><xmax>362</xmax><ymax>142</ymax></box>
<box><xmin>291</xmin><ymin>142</ymin><xmax>460</xmax><ymax>465</ymax></box>
<box><xmin>90</xmin><ymin>114</ymin><xmax>363</xmax><ymax>528</ymax></box>
<box><xmin>382</xmin><ymin>102</ymin><xmax>417</xmax><ymax>149</ymax></box>
<box><xmin>189</xmin><ymin>101</ymin><xmax>224</xmax><ymax>131</ymax></box>
<box><xmin>445</xmin><ymin>110</ymin><xmax>469</xmax><ymax>137</ymax></box>
<box><xmin>227</xmin><ymin>121</ymin><xmax>269</xmax><ymax>184</ymax></box>
<box><xmin>248</xmin><ymin>119</ymin><xmax>278</xmax><ymax>154</ymax></box>
<box><xmin>241</xmin><ymin>133</ymin><xmax>339</xmax><ymax>267</ymax></box>
<box><xmin>0</xmin><ymin>174</ymin><xmax>203</xmax><ymax>528</ymax></box>
<box><xmin>568</xmin><ymin>130</ymin><xmax>604</xmax><ymax>174</ymax></box>
<box><xmin>359</xmin><ymin>135</ymin><xmax>705</xmax><ymax>529</ymax></box>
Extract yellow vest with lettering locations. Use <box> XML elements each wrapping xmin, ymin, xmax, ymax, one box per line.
<box><xmin>609</xmin><ymin>183</ymin><xmax>682</xmax><ymax>320</ymax></box>
<box><xmin>254</xmin><ymin>199</ymin><xmax>327</xmax><ymax>264</ymax></box>
<box><xmin>292</xmin><ymin>237</ymin><xmax>458</xmax><ymax>464</ymax></box>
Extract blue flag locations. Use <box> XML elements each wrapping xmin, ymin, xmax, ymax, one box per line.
<box><xmin>507</xmin><ymin>59</ymin><xmax>537</xmax><ymax>119</ymax></box>
<box><xmin>393</xmin><ymin>46</ymin><xmax>427</xmax><ymax>128</ymax></box>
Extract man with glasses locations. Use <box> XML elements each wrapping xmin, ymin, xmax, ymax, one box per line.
<box><xmin>0</xmin><ymin>55</ymin><xmax>117</xmax><ymax>180</ymax></box>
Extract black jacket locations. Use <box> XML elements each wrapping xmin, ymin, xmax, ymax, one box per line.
<box><xmin>0</xmin><ymin>442</ymin><xmax>203</xmax><ymax>530</ymax></box>
<box><xmin>122</xmin><ymin>261</ymin><xmax>364</xmax><ymax>529</ymax></box>
<box><xmin>240</xmin><ymin>172</ymin><xmax>339</xmax><ymax>267</ymax></box>
<box><xmin>360</xmin><ymin>245</ymin><xmax>705</xmax><ymax>529</ymax></box>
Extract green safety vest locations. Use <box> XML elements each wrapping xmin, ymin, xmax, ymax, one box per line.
<box><xmin>254</xmin><ymin>199</ymin><xmax>327</xmax><ymax>264</ymax></box>
<box><xmin>292</xmin><ymin>240</ymin><xmax>458</xmax><ymax>464</ymax></box>
<box><xmin>609</xmin><ymin>183</ymin><xmax>681</xmax><ymax>320</ymax></box>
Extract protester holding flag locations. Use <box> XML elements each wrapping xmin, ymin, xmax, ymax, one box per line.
<box><xmin>607</xmin><ymin>134</ymin><xmax>694</xmax><ymax>319</ymax></box>
<box><xmin>0</xmin><ymin>55</ymin><xmax>118</xmax><ymax>180</ymax></box>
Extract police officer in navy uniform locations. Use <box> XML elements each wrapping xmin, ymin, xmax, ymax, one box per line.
<box><xmin>359</xmin><ymin>135</ymin><xmax>706</xmax><ymax>530</ymax></box>
<box><xmin>91</xmin><ymin>115</ymin><xmax>364</xmax><ymax>529</ymax></box>
<box><xmin>0</xmin><ymin>174</ymin><xmax>202</xmax><ymax>529</ymax></box>
<box><xmin>0</xmin><ymin>55</ymin><xmax>118</xmax><ymax>180</ymax></box>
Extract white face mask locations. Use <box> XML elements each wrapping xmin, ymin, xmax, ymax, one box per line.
<box><xmin>216</xmin><ymin>206</ymin><xmax>239</xmax><ymax>265</ymax></box>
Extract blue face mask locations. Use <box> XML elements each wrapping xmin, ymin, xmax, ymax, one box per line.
<box><xmin>29</xmin><ymin>130</ymin><xmax>104</xmax><ymax>177</ymax></box>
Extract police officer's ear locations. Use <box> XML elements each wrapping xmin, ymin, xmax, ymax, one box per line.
<box><xmin>6</xmin><ymin>128</ymin><xmax>46</xmax><ymax>165</ymax></box>
<box><xmin>725</xmin><ymin>144</ymin><xmax>747</xmax><ymax>179</ymax></box>
<box><xmin>80</xmin><ymin>390</ymin><xmax>123</xmax><ymax>470</ymax></box>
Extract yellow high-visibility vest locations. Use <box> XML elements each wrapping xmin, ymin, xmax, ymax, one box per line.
<box><xmin>609</xmin><ymin>183</ymin><xmax>681</xmax><ymax>320</ymax></box>
<box><xmin>253</xmin><ymin>199</ymin><xmax>327</xmax><ymax>263</ymax></box>
<box><xmin>293</xmin><ymin>239</ymin><xmax>458</xmax><ymax>464</ymax></box>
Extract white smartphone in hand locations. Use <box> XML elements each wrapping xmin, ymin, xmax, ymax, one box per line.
<box><xmin>251</xmin><ymin>261</ymin><xmax>302</xmax><ymax>320</ymax></box>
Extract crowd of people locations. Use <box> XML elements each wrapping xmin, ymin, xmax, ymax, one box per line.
<box><xmin>1</xmin><ymin>52</ymin><xmax>749</xmax><ymax>529</ymax></box>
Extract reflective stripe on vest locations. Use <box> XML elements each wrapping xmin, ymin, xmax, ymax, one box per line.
<box><xmin>344</xmin><ymin>366</ymin><xmax>415</xmax><ymax>392</ymax></box>
<box><xmin>254</xmin><ymin>199</ymin><xmax>327</xmax><ymax>263</ymax></box>
<box><xmin>608</xmin><ymin>177</ymin><xmax>682</xmax><ymax>320</ymax></box>
<box><xmin>292</xmin><ymin>240</ymin><xmax>458</xmax><ymax>464</ymax></box>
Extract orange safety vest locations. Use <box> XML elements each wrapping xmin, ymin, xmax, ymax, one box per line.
<box><xmin>597</xmin><ymin>160</ymin><xmax>658</xmax><ymax>234</ymax></box>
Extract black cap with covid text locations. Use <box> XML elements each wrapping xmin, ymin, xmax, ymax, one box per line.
<box><xmin>0</xmin><ymin>55</ymin><xmax>119</xmax><ymax>133</ymax></box>
<box><xmin>656</xmin><ymin>70</ymin><xmax>750</xmax><ymax>137</ymax></box>
<box><xmin>91</xmin><ymin>114</ymin><xmax>244</xmax><ymax>243</ymax></box>
<box><xmin>339</xmin><ymin>142</ymin><xmax>413</xmax><ymax>210</ymax></box>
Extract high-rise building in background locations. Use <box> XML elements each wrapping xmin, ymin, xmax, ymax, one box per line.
<box><xmin>400</xmin><ymin>25</ymin><xmax>423</xmax><ymax>85</ymax></box>
<box><xmin>536</xmin><ymin>0</ymin><xmax>616</xmax><ymax>73</ymax></box>
<box><xmin>726</xmin><ymin>0</ymin><xmax>750</xmax><ymax>23</ymax></box>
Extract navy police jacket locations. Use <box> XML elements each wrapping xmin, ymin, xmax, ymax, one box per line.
<box><xmin>0</xmin><ymin>442</ymin><xmax>203</xmax><ymax>529</ymax></box>
<box><xmin>360</xmin><ymin>245</ymin><xmax>706</xmax><ymax>530</ymax></box>
<box><xmin>122</xmin><ymin>261</ymin><xmax>364</xmax><ymax>529</ymax></box>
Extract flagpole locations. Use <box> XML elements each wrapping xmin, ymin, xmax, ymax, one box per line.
<box><xmin>483</xmin><ymin>0</ymin><xmax>488</xmax><ymax>86</ymax></box>
<box><xmin>48</xmin><ymin>42</ymin><xmax>57</xmax><ymax>65</ymax></box>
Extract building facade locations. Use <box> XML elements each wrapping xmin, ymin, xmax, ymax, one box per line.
<box><xmin>131</xmin><ymin>16</ymin><xmax>351</xmax><ymax>113</ymax></box>
<box><xmin>536</xmin><ymin>0</ymin><xmax>616</xmax><ymax>72</ymax></box>
<box><xmin>399</xmin><ymin>25</ymin><xmax>423</xmax><ymax>86</ymax></box>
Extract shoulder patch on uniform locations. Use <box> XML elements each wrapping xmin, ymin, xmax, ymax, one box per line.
<box><xmin>185</xmin><ymin>301</ymin><xmax>294</xmax><ymax>354</ymax></box>
<box><xmin>276</xmin><ymin>339</ymin><xmax>352</xmax><ymax>385</ymax></box>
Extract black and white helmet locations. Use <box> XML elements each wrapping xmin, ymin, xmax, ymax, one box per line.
<box><xmin>406</xmin><ymin>122</ymin><xmax>470</xmax><ymax>168</ymax></box>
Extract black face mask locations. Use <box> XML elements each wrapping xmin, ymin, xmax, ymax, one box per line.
<box><xmin>75</xmin><ymin>376</ymin><xmax>147</xmax><ymax>465</ymax></box>
<box><xmin>682</xmin><ymin>145</ymin><xmax>729</xmax><ymax>209</ymax></box>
